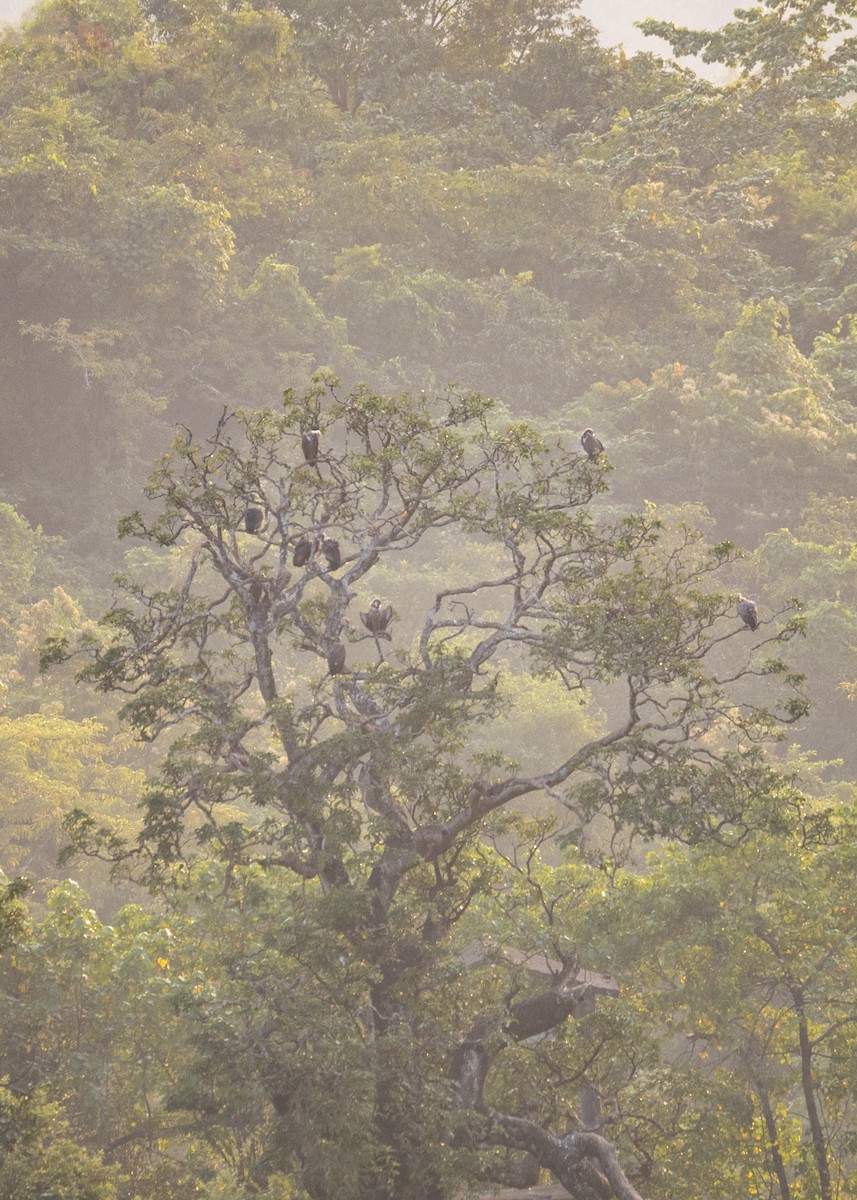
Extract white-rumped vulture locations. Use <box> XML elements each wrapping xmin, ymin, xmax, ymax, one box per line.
<box><xmin>580</xmin><ymin>428</ymin><xmax>604</xmax><ymax>461</ymax></box>
<box><xmin>737</xmin><ymin>597</ymin><xmax>758</xmax><ymax>631</ymax></box>
<box><xmin>327</xmin><ymin>643</ymin><xmax>346</xmax><ymax>675</ymax></box>
<box><xmin>302</xmin><ymin>430</ymin><xmax>320</xmax><ymax>465</ymax></box>
<box><xmin>361</xmin><ymin>598</ymin><xmax>393</xmax><ymax>640</ymax></box>
<box><xmin>244</xmin><ymin>506</ymin><xmax>264</xmax><ymax>534</ymax></box>
<box><xmin>322</xmin><ymin>538</ymin><xmax>341</xmax><ymax>570</ymax></box>
<box><xmin>293</xmin><ymin>535</ymin><xmax>315</xmax><ymax>567</ymax></box>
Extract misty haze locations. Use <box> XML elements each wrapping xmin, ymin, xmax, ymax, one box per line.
<box><xmin>2</xmin><ymin>3</ymin><xmax>857</xmax><ymax>1200</ymax></box>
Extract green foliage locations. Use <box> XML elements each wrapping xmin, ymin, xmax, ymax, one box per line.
<box><xmin>0</xmin><ymin>711</ymin><xmax>144</xmax><ymax>892</ymax></box>
<box><xmin>640</xmin><ymin>0</ymin><xmax>857</xmax><ymax>94</ymax></box>
<box><xmin>590</xmin><ymin>304</ymin><xmax>857</xmax><ymax>545</ymax></box>
<box><xmin>0</xmin><ymin>1083</ymin><xmax>118</xmax><ymax>1199</ymax></box>
<box><xmin>0</xmin><ymin>504</ymin><xmax>41</xmax><ymax>604</ymax></box>
<box><xmin>7</xmin><ymin>0</ymin><xmax>857</xmax><ymax>1196</ymax></box>
<box><xmin>577</xmin><ymin>777</ymin><xmax>857</xmax><ymax>1199</ymax></box>
<box><xmin>38</xmin><ymin>382</ymin><xmax>811</xmax><ymax>1199</ymax></box>
<box><xmin>745</xmin><ymin>507</ymin><xmax>857</xmax><ymax>772</ymax></box>
<box><xmin>0</xmin><ymin>505</ymin><xmax>146</xmax><ymax>901</ymax></box>
<box><xmin>0</xmin><ymin>876</ymin><xmax>30</xmax><ymax>955</ymax></box>
<box><xmin>62</xmin><ymin>385</ymin><xmax>804</xmax><ymax>870</ymax></box>
<box><xmin>0</xmin><ymin>881</ymin><xmax>121</xmax><ymax>1196</ymax></box>
<box><xmin>4</xmin><ymin>0</ymin><xmax>857</xmax><ymax>584</ymax></box>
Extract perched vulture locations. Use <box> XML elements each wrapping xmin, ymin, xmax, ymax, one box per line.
<box><xmin>293</xmin><ymin>535</ymin><xmax>315</xmax><ymax>567</ymax></box>
<box><xmin>249</xmin><ymin>579</ymin><xmax>266</xmax><ymax>605</ymax></box>
<box><xmin>302</xmin><ymin>430</ymin><xmax>321</xmax><ymax>465</ymax></box>
<box><xmin>580</xmin><ymin>428</ymin><xmax>604</xmax><ymax>461</ymax></box>
<box><xmin>361</xmin><ymin>598</ymin><xmax>393</xmax><ymax>640</ymax></box>
<box><xmin>737</xmin><ymin>597</ymin><xmax>758</xmax><ymax>631</ymax></box>
<box><xmin>322</xmin><ymin>537</ymin><xmax>342</xmax><ymax>570</ymax></box>
<box><xmin>244</xmin><ymin>506</ymin><xmax>264</xmax><ymax>534</ymax></box>
<box><xmin>327</xmin><ymin>643</ymin><xmax>346</xmax><ymax>675</ymax></box>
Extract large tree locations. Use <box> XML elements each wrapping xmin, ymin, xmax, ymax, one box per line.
<box><xmin>52</xmin><ymin>380</ymin><xmax>806</xmax><ymax>1199</ymax></box>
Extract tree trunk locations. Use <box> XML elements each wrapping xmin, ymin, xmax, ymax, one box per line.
<box><xmin>757</xmin><ymin>1084</ymin><xmax>792</xmax><ymax>1200</ymax></box>
<box><xmin>793</xmin><ymin>985</ymin><xmax>832</xmax><ymax>1200</ymax></box>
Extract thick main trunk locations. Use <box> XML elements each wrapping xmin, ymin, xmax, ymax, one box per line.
<box><xmin>365</xmin><ymin>964</ymin><xmax>447</xmax><ymax>1200</ymax></box>
<box><xmin>360</xmin><ymin>826</ymin><xmax>448</xmax><ymax>1199</ymax></box>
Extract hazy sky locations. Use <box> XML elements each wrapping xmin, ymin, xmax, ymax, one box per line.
<box><xmin>580</xmin><ymin>0</ymin><xmax>734</xmax><ymax>48</ymax></box>
<box><xmin>0</xmin><ymin>0</ymin><xmax>30</xmax><ymax>22</ymax></box>
<box><xmin>579</xmin><ymin>0</ymin><xmax>737</xmax><ymax>55</ymax></box>
<box><xmin>0</xmin><ymin>0</ymin><xmax>738</xmax><ymax>50</ymax></box>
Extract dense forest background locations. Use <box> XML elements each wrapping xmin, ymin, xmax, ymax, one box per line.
<box><xmin>3</xmin><ymin>1</ymin><xmax>857</xmax><ymax>1198</ymax></box>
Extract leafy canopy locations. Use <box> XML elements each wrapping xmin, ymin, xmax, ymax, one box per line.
<box><xmin>44</xmin><ymin>379</ymin><xmax>810</xmax><ymax>1199</ymax></box>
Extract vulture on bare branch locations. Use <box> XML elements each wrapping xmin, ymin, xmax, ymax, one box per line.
<box><xmin>737</xmin><ymin>597</ymin><xmax>758</xmax><ymax>631</ymax></box>
<box><xmin>301</xmin><ymin>430</ymin><xmax>320</xmax><ymax>465</ymax></box>
<box><xmin>244</xmin><ymin>506</ymin><xmax>264</xmax><ymax>534</ymax></box>
<box><xmin>322</xmin><ymin>538</ymin><xmax>342</xmax><ymax>570</ymax></box>
<box><xmin>293</xmin><ymin>535</ymin><xmax>316</xmax><ymax>567</ymax></box>
<box><xmin>327</xmin><ymin>643</ymin><xmax>346</xmax><ymax>675</ymax></box>
<box><xmin>361</xmin><ymin>598</ymin><xmax>393</xmax><ymax>641</ymax></box>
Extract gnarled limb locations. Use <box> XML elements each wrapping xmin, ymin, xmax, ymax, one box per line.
<box><xmin>490</xmin><ymin>1112</ymin><xmax>643</xmax><ymax>1200</ymax></box>
<box><xmin>451</xmin><ymin>970</ymin><xmax>639</xmax><ymax>1200</ymax></box>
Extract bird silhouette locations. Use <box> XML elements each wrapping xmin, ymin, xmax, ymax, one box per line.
<box><xmin>302</xmin><ymin>430</ymin><xmax>320</xmax><ymax>465</ymax></box>
<box><xmin>244</xmin><ymin>506</ymin><xmax>264</xmax><ymax>534</ymax></box>
<box><xmin>737</xmin><ymin>597</ymin><xmax>758</xmax><ymax>631</ymax></box>
<box><xmin>322</xmin><ymin>538</ymin><xmax>341</xmax><ymax>570</ymax></box>
<box><xmin>327</xmin><ymin>643</ymin><xmax>346</xmax><ymax>675</ymax></box>
<box><xmin>361</xmin><ymin>598</ymin><xmax>393</xmax><ymax>640</ymax></box>
<box><xmin>293</xmin><ymin>535</ymin><xmax>316</xmax><ymax>567</ymax></box>
<box><xmin>580</xmin><ymin>428</ymin><xmax>604</xmax><ymax>461</ymax></box>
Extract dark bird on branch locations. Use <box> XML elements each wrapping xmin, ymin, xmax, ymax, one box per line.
<box><xmin>361</xmin><ymin>598</ymin><xmax>393</xmax><ymax>640</ymax></box>
<box><xmin>737</xmin><ymin>597</ymin><xmax>758</xmax><ymax>631</ymax></box>
<box><xmin>327</xmin><ymin>643</ymin><xmax>346</xmax><ymax>675</ymax></box>
<box><xmin>244</xmin><ymin>506</ymin><xmax>264</xmax><ymax>534</ymax></box>
<box><xmin>293</xmin><ymin>535</ymin><xmax>316</xmax><ymax>567</ymax></box>
<box><xmin>581</xmin><ymin>428</ymin><xmax>604</xmax><ymax>461</ymax></box>
<box><xmin>301</xmin><ymin>429</ymin><xmax>320</xmax><ymax>465</ymax></box>
<box><xmin>322</xmin><ymin>538</ymin><xmax>341</xmax><ymax>570</ymax></box>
